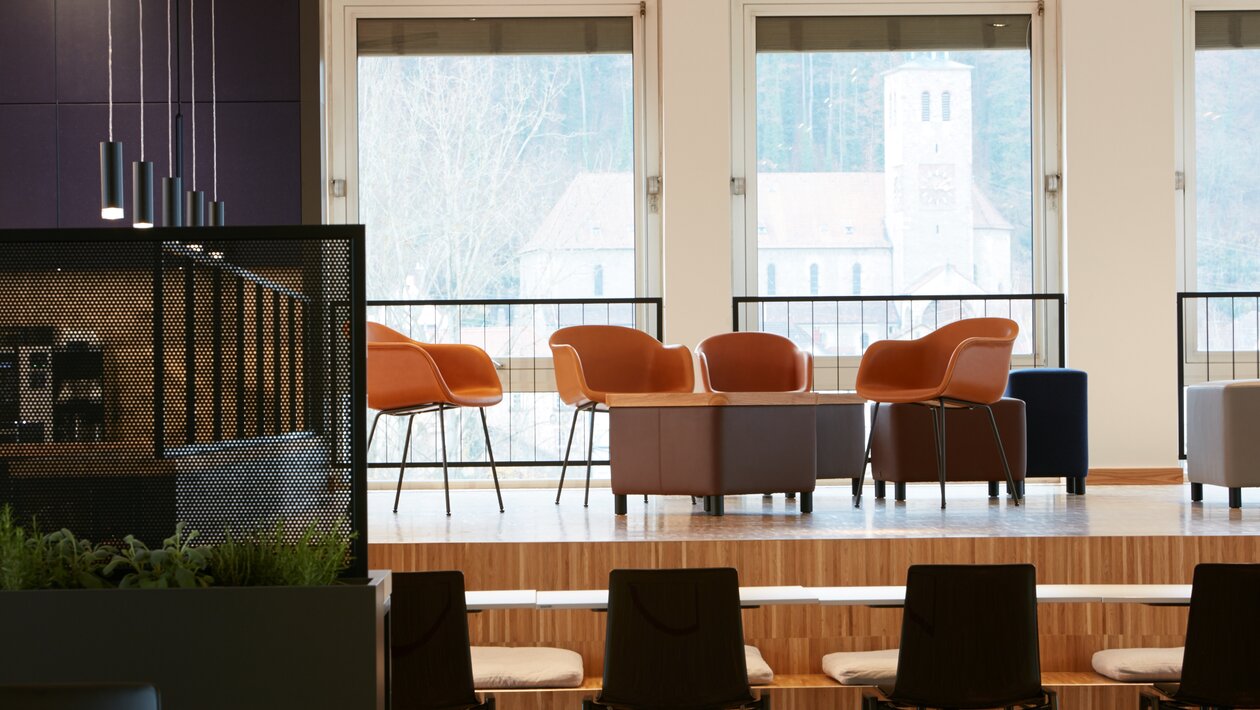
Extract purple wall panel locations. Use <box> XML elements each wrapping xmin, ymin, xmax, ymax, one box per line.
<box><xmin>7</xmin><ymin>0</ymin><xmax>305</xmax><ymax>229</ymax></box>
<box><xmin>0</xmin><ymin>106</ymin><xmax>58</xmax><ymax>228</ymax></box>
<box><xmin>0</xmin><ymin>0</ymin><xmax>56</xmax><ymax>104</ymax></box>
<box><xmin>184</xmin><ymin>102</ymin><xmax>301</xmax><ymax>225</ymax></box>
<box><xmin>184</xmin><ymin>0</ymin><xmax>300</xmax><ymax>103</ymax></box>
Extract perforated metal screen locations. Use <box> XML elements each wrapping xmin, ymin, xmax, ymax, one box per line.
<box><xmin>0</xmin><ymin>226</ymin><xmax>367</xmax><ymax>577</ymax></box>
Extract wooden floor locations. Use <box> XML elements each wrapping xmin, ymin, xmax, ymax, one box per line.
<box><xmin>370</xmin><ymin>480</ymin><xmax>1260</xmax><ymax>543</ymax></box>
<box><xmin>368</xmin><ymin>482</ymin><xmax>1255</xmax><ymax>709</ymax></box>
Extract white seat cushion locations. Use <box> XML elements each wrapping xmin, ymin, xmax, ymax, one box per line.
<box><xmin>1091</xmin><ymin>647</ymin><xmax>1183</xmax><ymax>682</ymax></box>
<box><xmin>822</xmin><ymin>648</ymin><xmax>899</xmax><ymax>686</ymax></box>
<box><xmin>470</xmin><ymin>646</ymin><xmax>585</xmax><ymax>689</ymax></box>
<box><xmin>745</xmin><ymin>645</ymin><xmax>774</xmax><ymax>685</ymax></box>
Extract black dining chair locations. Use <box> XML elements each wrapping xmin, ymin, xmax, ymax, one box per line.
<box><xmin>863</xmin><ymin>564</ymin><xmax>1058</xmax><ymax>710</ymax></box>
<box><xmin>0</xmin><ymin>684</ymin><xmax>160</xmax><ymax>709</ymax></box>
<box><xmin>390</xmin><ymin>571</ymin><xmax>495</xmax><ymax>710</ymax></box>
<box><xmin>1139</xmin><ymin>563</ymin><xmax>1260</xmax><ymax>709</ymax></box>
<box><xmin>584</xmin><ymin>567</ymin><xmax>768</xmax><ymax>710</ymax></box>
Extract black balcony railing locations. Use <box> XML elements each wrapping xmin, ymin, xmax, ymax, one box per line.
<box><xmin>1176</xmin><ymin>291</ymin><xmax>1260</xmax><ymax>459</ymax></box>
<box><xmin>364</xmin><ymin>297</ymin><xmax>662</xmax><ymax>478</ymax></box>
<box><xmin>733</xmin><ymin>293</ymin><xmax>1066</xmax><ymax>391</ymax></box>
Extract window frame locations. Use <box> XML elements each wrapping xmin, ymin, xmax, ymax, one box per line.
<box><xmin>325</xmin><ymin>0</ymin><xmax>662</xmax><ymax>300</ymax></box>
<box><xmin>729</xmin><ymin>0</ymin><xmax>1062</xmax><ymax>304</ymax></box>
<box><xmin>1178</xmin><ymin>0</ymin><xmax>1260</xmax><ymax>366</ymax></box>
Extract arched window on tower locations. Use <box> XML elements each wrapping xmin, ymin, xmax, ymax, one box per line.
<box><xmin>766</xmin><ymin>263</ymin><xmax>777</xmax><ymax>295</ymax></box>
<box><xmin>942</xmin><ymin>91</ymin><xmax>952</xmax><ymax>121</ymax></box>
<box><xmin>851</xmin><ymin>263</ymin><xmax>863</xmax><ymax>295</ymax></box>
<box><xmin>809</xmin><ymin>263</ymin><xmax>820</xmax><ymax>295</ymax></box>
<box><xmin>921</xmin><ymin>91</ymin><xmax>931</xmax><ymax>121</ymax></box>
<box><xmin>594</xmin><ymin>264</ymin><xmax>604</xmax><ymax>296</ymax></box>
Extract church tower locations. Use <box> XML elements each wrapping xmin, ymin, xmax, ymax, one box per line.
<box><xmin>883</xmin><ymin>55</ymin><xmax>976</xmax><ymax>293</ymax></box>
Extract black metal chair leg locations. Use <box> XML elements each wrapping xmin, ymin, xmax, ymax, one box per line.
<box><xmin>982</xmin><ymin>403</ymin><xmax>1020</xmax><ymax>506</ymax></box>
<box><xmin>855</xmin><ymin>402</ymin><xmax>880</xmax><ymax>507</ymax></box>
<box><xmin>479</xmin><ymin>408</ymin><xmax>504</xmax><ymax>513</ymax></box>
<box><xmin>367</xmin><ymin>410</ymin><xmax>385</xmax><ymax>451</ymax></box>
<box><xmin>556</xmin><ymin>407</ymin><xmax>581</xmax><ymax>505</ymax></box>
<box><xmin>392</xmin><ymin>413</ymin><xmax>415</xmax><ymax>514</ymax></box>
<box><xmin>932</xmin><ymin>401</ymin><xmax>947</xmax><ymax>509</ymax></box>
<box><xmin>438</xmin><ymin>407</ymin><xmax>452</xmax><ymax>516</ymax></box>
<box><xmin>583</xmin><ymin>407</ymin><xmax>596</xmax><ymax>508</ymax></box>
<box><xmin>644</xmin><ymin>495</ymin><xmax>649</xmax><ymax>504</ymax></box>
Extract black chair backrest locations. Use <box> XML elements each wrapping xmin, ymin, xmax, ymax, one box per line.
<box><xmin>390</xmin><ymin>571</ymin><xmax>481</xmax><ymax>710</ymax></box>
<box><xmin>599</xmin><ymin>568</ymin><xmax>756</xmax><ymax>710</ymax></box>
<box><xmin>890</xmin><ymin>564</ymin><xmax>1043</xmax><ymax>709</ymax></box>
<box><xmin>0</xmin><ymin>684</ymin><xmax>159</xmax><ymax>710</ymax></box>
<box><xmin>1176</xmin><ymin>563</ymin><xmax>1260</xmax><ymax>707</ymax></box>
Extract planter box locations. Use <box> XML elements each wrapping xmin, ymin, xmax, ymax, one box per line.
<box><xmin>0</xmin><ymin>571</ymin><xmax>390</xmax><ymax>710</ymax></box>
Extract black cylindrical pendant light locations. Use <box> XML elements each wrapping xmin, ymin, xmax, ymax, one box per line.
<box><xmin>100</xmin><ymin>141</ymin><xmax>125</xmax><ymax>220</ymax></box>
<box><xmin>132</xmin><ymin>161</ymin><xmax>154</xmax><ymax>228</ymax></box>
<box><xmin>131</xmin><ymin>0</ymin><xmax>153</xmax><ymax>229</ymax></box>
<box><xmin>209</xmin><ymin>200</ymin><xmax>225</xmax><ymax>226</ymax></box>
<box><xmin>100</xmin><ymin>0</ymin><xmax>124</xmax><ymax>220</ymax></box>
<box><xmin>207</xmin><ymin>0</ymin><xmax>225</xmax><ymax>227</ymax></box>
<box><xmin>186</xmin><ymin>190</ymin><xmax>206</xmax><ymax>227</ymax></box>
<box><xmin>162</xmin><ymin>176</ymin><xmax>184</xmax><ymax>226</ymax></box>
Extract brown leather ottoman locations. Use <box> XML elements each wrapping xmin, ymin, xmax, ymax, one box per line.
<box><xmin>867</xmin><ymin>397</ymin><xmax>1026</xmax><ymax>501</ymax></box>
<box><xmin>608</xmin><ymin>393</ymin><xmax>864</xmax><ymax>515</ymax></box>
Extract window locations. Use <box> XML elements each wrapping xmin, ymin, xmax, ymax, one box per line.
<box><xmin>356</xmin><ymin>16</ymin><xmax>639</xmax><ymax>300</ymax></box>
<box><xmin>749</xmin><ymin>14</ymin><xmax>1035</xmax><ymax>298</ymax></box>
<box><xmin>852</xmin><ymin>263</ymin><xmax>863</xmax><ymax>295</ymax></box>
<box><xmin>1189</xmin><ymin>11</ymin><xmax>1260</xmax><ymax>293</ymax></box>
<box><xmin>766</xmin><ymin>263</ymin><xmax>777</xmax><ymax>295</ymax></box>
<box><xmin>594</xmin><ymin>264</ymin><xmax>604</xmax><ymax>296</ymax></box>
<box><xmin>809</xmin><ymin>263</ymin><xmax>820</xmax><ymax>294</ymax></box>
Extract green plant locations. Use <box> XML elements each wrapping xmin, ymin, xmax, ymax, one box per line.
<box><xmin>0</xmin><ymin>506</ymin><xmax>114</xmax><ymax>590</ymax></box>
<box><xmin>208</xmin><ymin>519</ymin><xmax>355</xmax><ymax>587</ymax></box>
<box><xmin>104</xmin><ymin>522</ymin><xmax>213</xmax><ymax>589</ymax></box>
<box><xmin>0</xmin><ymin>505</ymin><xmax>39</xmax><ymax>590</ymax></box>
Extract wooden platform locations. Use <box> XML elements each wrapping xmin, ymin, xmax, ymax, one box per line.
<box><xmin>367</xmin><ymin>483</ymin><xmax>1258</xmax><ymax>709</ymax></box>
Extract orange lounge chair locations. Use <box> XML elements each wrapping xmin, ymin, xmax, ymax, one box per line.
<box><xmin>549</xmin><ymin>325</ymin><xmax>694</xmax><ymax>506</ymax></box>
<box><xmin>696</xmin><ymin>331</ymin><xmax>813</xmax><ymax>394</ymax></box>
<box><xmin>854</xmin><ymin>317</ymin><xmax>1020</xmax><ymax>509</ymax></box>
<box><xmin>366</xmin><ymin>322</ymin><xmax>504</xmax><ymax>516</ymax></box>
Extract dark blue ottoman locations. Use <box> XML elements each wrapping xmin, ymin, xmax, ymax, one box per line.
<box><xmin>1005</xmin><ymin>368</ymin><xmax>1089</xmax><ymax>494</ymax></box>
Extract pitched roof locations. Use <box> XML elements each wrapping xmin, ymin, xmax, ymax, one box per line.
<box><xmin>520</xmin><ymin>172</ymin><xmax>633</xmax><ymax>253</ymax></box>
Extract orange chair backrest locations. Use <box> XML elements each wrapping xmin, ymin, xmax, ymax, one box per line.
<box><xmin>696</xmin><ymin>332</ymin><xmax>812</xmax><ymax>393</ymax></box>
<box><xmin>549</xmin><ymin>325</ymin><xmax>687</xmax><ymax>394</ymax></box>
<box><xmin>856</xmin><ymin>317</ymin><xmax>1018</xmax><ymax>404</ymax></box>
<box><xmin>367</xmin><ymin>321</ymin><xmax>413</xmax><ymax>344</ymax></box>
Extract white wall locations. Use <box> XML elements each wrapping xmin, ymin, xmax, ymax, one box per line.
<box><xmin>659</xmin><ymin>0</ymin><xmax>733</xmax><ymax>349</ymax></box>
<box><xmin>1060</xmin><ymin>0</ymin><xmax>1181</xmax><ymax>468</ymax></box>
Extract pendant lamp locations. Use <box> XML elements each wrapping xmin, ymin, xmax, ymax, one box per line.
<box><xmin>208</xmin><ymin>0</ymin><xmax>225</xmax><ymax>226</ymax></box>
<box><xmin>185</xmin><ymin>0</ymin><xmax>205</xmax><ymax>227</ymax></box>
<box><xmin>161</xmin><ymin>0</ymin><xmax>183</xmax><ymax>226</ymax></box>
<box><xmin>132</xmin><ymin>0</ymin><xmax>154</xmax><ymax>228</ymax></box>
<box><xmin>100</xmin><ymin>0</ymin><xmax>125</xmax><ymax>220</ymax></box>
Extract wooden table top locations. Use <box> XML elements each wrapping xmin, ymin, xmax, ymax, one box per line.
<box><xmin>605</xmin><ymin>392</ymin><xmax>865</xmax><ymax>408</ymax></box>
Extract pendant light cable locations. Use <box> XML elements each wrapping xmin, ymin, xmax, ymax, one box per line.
<box><xmin>166</xmin><ymin>0</ymin><xmax>172</xmax><ymax>173</ymax></box>
<box><xmin>211</xmin><ymin>0</ymin><xmax>217</xmax><ymax>201</ymax></box>
<box><xmin>138</xmin><ymin>0</ymin><xmax>144</xmax><ymax>161</ymax></box>
<box><xmin>108</xmin><ymin>0</ymin><xmax>114</xmax><ymax>141</ymax></box>
<box><xmin>190</xmin><ymin>0</ymin><xmax>196</xmax><ymax>190</ymax></box>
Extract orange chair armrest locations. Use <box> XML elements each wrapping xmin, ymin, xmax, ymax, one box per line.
<box><xmin>939</xmin><ymin>336</ymin><xmax>1017</xmax><ymax>404</ymax></box>
<box><xmin>653</xmin><ymin>344</ymin><xmax>695</xmax><ymax>393</ymax></box>
<box><xmin>796</xmin><ymin>350</ymin><xmax>814</xmax><ymax>392</ymax></box>
<box><xmin>856</xmin><ymin>338</ymin><xmax>923</xmax><ymax>387</ymax></box>
<box><xmin>551</xmin><ymin>343</ymin><xmax>598</xmax><ymax>406</ymax></box>
<box><xmin>420</xmin><ymin>343</ymin><xmax>503</xmax><ymax>394</ymax></box>
<box><xmin>366</xmin><ymin>341</ymin><xmax>451</xmax><ymax>409</ymax></box>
